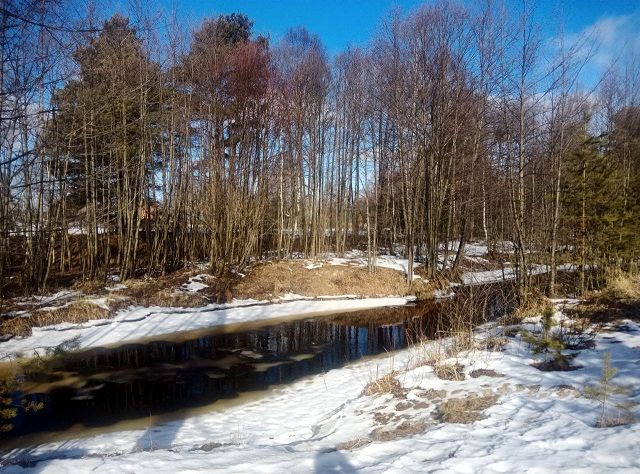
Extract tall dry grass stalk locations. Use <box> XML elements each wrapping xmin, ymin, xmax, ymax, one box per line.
<box><xmin>406</xmin><ymin>284</ymin><xmax>508</xmax><ymax>370</ymax></box>
<box><xmin>604</xmin><ymin>269</ymin><xmax>640</xmax><ymax>300</ymax></box>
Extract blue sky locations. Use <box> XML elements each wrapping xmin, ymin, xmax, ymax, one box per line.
<box><xmin>150</xmin><ymin>0</ymin><xmax>639</xmax><ymax>56</ymax></box>
<box><xmin>114</xmin><ymin>0</ymin><xmax>639</xmax><ymax>88</ymax></box>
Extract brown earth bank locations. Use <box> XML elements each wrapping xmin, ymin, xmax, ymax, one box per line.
<box><xmin>565</xmin><ymin>272</ymin><xmax>640</xmax><ymax>324</ymax></box>
<box><xmin>233</xmin><ymin>260</ymin><xmax>437</xmax><ymax>300</ymax></box>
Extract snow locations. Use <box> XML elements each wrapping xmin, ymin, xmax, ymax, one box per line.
<box><xmin>0</xmin><ymin>297</ymin><xmax>413</xmax><ymax>359</ymax></box>
<box><xmin>433</xmin><ymin>288</ymin><xmax>455</xmax><ymax>299</ymax></box>
<box><xmin>15</xmin><ymin>290</ymin><xmax>80</xmax><ymax>307</ymax></box>
<box><xmin>3</xmin><ymin>306</ymin><xmax>639</xmax><ymax>473</ymax></box>
<box><xmin>462</xmin><ymin>267</ymin><xmax>515</xmax><ymax>285</ymax></box>
<box><xmin>440</xmin><ymin>241</ymin><xmax>489</xmax><ymax>257</ymax></box>
<box><xmin>462</xmin><ymin>263</ymin><xmax>578</xmax><ymax>286</ymax></box>
<box><xmin>464</xmin><ymin>242</ymin><xmax>489</xmax><ymax>257</ymax></box>
<box><xmin>374</xmin><ymin>255</ymin><xmax>420</xmax><ymax>276</ymax></box>
<box><xmin>324</xmin><ymin>252</ymin><xmax>421</xmax><ymax>279</ymax></box>
<box><xmin>179</xmin><ymin>274</ymin><xmax>209</xmax><ymax>293</ymax></box>
<box><xmin>66</xmin><ymin>226</ymin><xmax>107</xmax><ymax>235</ymax></box>
<box><xmin>306</xmin><ymin>242</ymin><xmax>575</xmax><ymax>286</ymax></box>
<box><xmin>294</xmin><ymin>251</ymin><xmax>423</xmax><ymax>280</ymax></box>
<box><xmin>0</xmin><ymin>241</ymin><xmax>608</xmax><ymax>471</ymax></box>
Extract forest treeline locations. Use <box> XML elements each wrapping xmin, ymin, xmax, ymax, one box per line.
<box><xmin>1</xmin><ymin>0</ymin><xmax>638</xmax><ymax>300</ymax></box>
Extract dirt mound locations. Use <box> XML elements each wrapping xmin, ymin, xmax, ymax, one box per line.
<box><xmin>233</xmin><ymin>260</ymin><xmax>433</xmax><ymax>300</ymax></box>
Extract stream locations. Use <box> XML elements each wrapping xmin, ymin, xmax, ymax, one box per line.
<box><xmin>3</xmin><ymin>282</ymin><xmax>515</xmax><ymax>448</ymax></box>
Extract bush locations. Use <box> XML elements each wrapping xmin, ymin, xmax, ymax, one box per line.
<box><xmin>433</xmin><ymin>363</ymin><xmax>465</xmax><ymax>381</ymax></box>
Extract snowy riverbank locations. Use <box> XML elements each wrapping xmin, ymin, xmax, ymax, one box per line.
<box><xmin>2</xmin><ymin>303</ymin><xmax>639</xmax><ymax>473</ymax></box>
<box><xmin>0</xmin><ymin>296</ymin><xmax>413</xmax><ymax>360</ymax></box>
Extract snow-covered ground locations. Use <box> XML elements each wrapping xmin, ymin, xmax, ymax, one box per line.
<box><xmin>0</xmin><ymin>296</ymin><xmax>413</xmax><ymax>360</ymax></box>
<box><xmin>3</xmin><ymin>304</ymin><xmax>639</xmax><ymax>473</ymax></box>
<box><xmin>321</xmin><ymin>251</ymin><xmax>421</xmax><ymax>279</ymax></box>
<box><xmin>461</xmin><ymin>263</ymin><xmax>578</xmax><ymax>286</ymax></box>
<box><xmin>319</xmin><ymin>243</ymin><xmax>574</xmax><ymax>287</ymax></box>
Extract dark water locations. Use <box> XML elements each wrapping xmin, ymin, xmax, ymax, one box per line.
<box><xmin>6</xmin><ymin>283</ymin><xmax>514</xmax><ymax>443</ymax></box>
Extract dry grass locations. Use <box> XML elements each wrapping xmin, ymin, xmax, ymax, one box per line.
<box><xmin>107</xmin><ymin>297</ymin><xmax>137</xmax><ymax>313</ymax></box>
<box><xmin>1</xmin><ymin>254</ymin><xmax>435</xmax><ymax>343</ymax></box>
<box><xmin>596</xmin><ymin>411</ymin><xmax>635</xmax><ymax>428</ymax></box>
<box><xmin>119</xmin><ymin>270</ymin><xmax>223</xmax><ymax>307</ymax></box>
<box><xmin>477</xmin><ymin>336</ymin><xmax>509</xmax><ymax>352</ymax></box>
<box><xmin>501</xmin><ymin>288</ymin><xmax>548</xmax><ymax>325</ymax></box>
<box><xmin>437</xmin><ymin>393</ymin><xmax>498</xmax><ymax>424</ymax></box>
<box><xmin>433</xmin><ymin>362</ymin><xmax>466</xmax><ymax>381</ymax></box>
<box><xmin>420</xmin><ymin>388</ymin><xmax>447</xmax><ymax>401</ymax></box>
<box><xmin>469</xmin><ymin>368</ymin><xmax>504</xmax><ymax>378</ymax></box>
<box><xmin>0</xmin><ymin>300</ymin><xmax>112</xmax><ymax>337</ymax></box>
<box><xmin>0</xmin><ymin>295</ymin><xmax>135</xmax><ymax>338</ymax></box>
<box><xmin>1</xmin><ymin>267</ymin><xmax>225</xmax><ymax>338</ymax></box>
<box><xmin>371</xmin><ymin>420</ymin><xmax>431</xmax><ymax>441</ymax></box>
<box><xmin>71</xmin><ymin>278</ymin><xmax>109</xmax><ymax>294</ymax></box>
<box><xmin>0</xmin><ymin>255</ymin><xmax>438</xmax><ymax>336</ymax></box>
<box><xmin>361</xmin><ymin>371</ymin><xmax>404</xmax><ymax>398</ymax></box>
<box><xmin>135</xmin><ymin>290</ymin><xmax>210</xmax><ymax>308</ymax></box>
<box><xmin>408</xmin><ymin>332</ymin><xmax>476</xmax><ymax>376</ymax></box>
<box><xmin>234</xmin><ymin>260</ymin><xmax>434</xmax><ymax>300</ymax></box>
<box><xmin>409</xmin><ymin>338</ymin><xmax>455</xmax><ymax>369</ymax></box>
<box><xmin>33</xmin><ymin>301</ymin><xmax>109</xmax><ymax>325</ymax></box>
<box><xmin>603</xmin><ymin>270</ymin><xmax>640</xmax><ymax>300</ymax></box>
<box><xmin>0</xmin><ymin>317</ymin><xmax>32</xmax><ymax>338</ymax></box>
<box><xmin>335</xmin><ymin>437</ymin><xmax>372</xmax><ymax>451</ymax></box>
<box><xmin>565</xmin><ymin>271</ymin><xmax>640</xmax><ymax>324</ymax></box>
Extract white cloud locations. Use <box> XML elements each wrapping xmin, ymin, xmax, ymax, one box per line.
<box><xmin>578</xmin><ymin>10</ymin><xmax>640</xmax><ymax>70</ymax></box>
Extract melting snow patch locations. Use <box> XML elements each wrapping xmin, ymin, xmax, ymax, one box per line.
<box><xmin>434</xmin><ymin>288</ymin><xmax>456</xmax><ymax>299</ymax></box>
<box><xmin>16</xmin><ymin>290</ymin><xmax>81</xmax><ymax>307</ymax></box>
<box><xmin>179</xmin><ymin>274</ymin><xmax>209</xmax><ymax>293</ymax></box>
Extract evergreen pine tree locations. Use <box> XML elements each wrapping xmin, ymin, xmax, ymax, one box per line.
<box><xmin>520</xmin><ymin>306</ymin><xmax>566</xmax><ymax>366</ymax></box>
<box><xmin>562</xmin><ymin>134</ymin><xmax>623</xmax><ymax>293</ymax></box>
<box><xmin>584</xmin><ymin>352</ymin><xmax>633</xmax><ymax>427</ymax></box>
